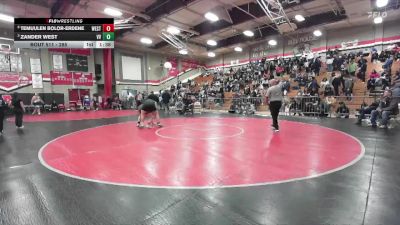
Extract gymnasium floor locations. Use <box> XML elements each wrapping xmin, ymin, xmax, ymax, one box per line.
<box><xmin>0</xmin><ymin>111</ymin><xmax>399</xmax><ymax>225</ymax></box>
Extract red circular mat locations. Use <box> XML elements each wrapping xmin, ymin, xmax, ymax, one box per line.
<box><xmin>9</xmin><ymin>110</ymin><xmax>137</xmax><ymax>122</ymax></box>
<box><xmin>39</xmin><ymin>117</ymin><xmax>364</xmax><ymax>188</ymax></box>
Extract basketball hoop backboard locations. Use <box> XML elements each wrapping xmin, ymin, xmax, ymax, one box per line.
<box><xmin>0</xmin><ymin>37</ymin><xmax>20</xmax><ymax>54</ymax></box>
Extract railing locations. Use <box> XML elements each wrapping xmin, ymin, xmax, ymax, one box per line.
<box><xmin>188</xmin><ymin>95</ymin><xmax>399</xmax><ymax>118</ymax></box>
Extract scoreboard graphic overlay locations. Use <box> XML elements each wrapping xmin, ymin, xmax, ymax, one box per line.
<box><xmin>14</xmin><ymin>18</ymin><xmax>114</xmax><ymax>49</ymax></box>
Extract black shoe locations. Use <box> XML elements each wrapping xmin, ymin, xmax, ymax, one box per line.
<box><xmin>371</xmin><ymin>124</ymin><xmax>377</xmax><ymax>128</ymax></box>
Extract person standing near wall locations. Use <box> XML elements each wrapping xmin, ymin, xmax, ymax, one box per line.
<box><xmin>266</xmin><ymin>79</ymin><xmax>283</xmax><ymax>132</ymax></box>
<box><xmin>161</xmin><ymin>90</ymin><xmax>171</xmax><ymax>113</ymax></box>
<box><xmin>0</xmin><ymin>94</ymin><xmax>6</xmax><ymax>135</ymax></box>
<box><xmin>10</xmin><ymin>93</ymin><xmax>25</xmax><ymax>129</ymax></box>
<box><xmin>31</xmin><ymin>93</ymin><xmax>44</xmax><ymax>115</ymax></box>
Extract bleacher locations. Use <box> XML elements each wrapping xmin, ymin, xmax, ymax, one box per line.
<box><xmin>198</xmin><ymin>54</ymin><xmax>400</xmax><ymax>114</ymax></box>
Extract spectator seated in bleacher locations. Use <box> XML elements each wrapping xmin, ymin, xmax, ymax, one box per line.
<box><xmin>307</xmin><ymin>77</ymin><xmax>320</xmax><ymax>96</ymax></box>
<box><xmin>336</xmin><ymin>101</ymin><xmax>350</xmax><ymax>118</ymax></box>
<box><xmin>355</xmin><ymin>101</ymin><xmax>380</xmax><ymax>125</ymax></box>
<box><xmin>83</xmin><ymin>95</ymin><xmax>91</xmax><ymax>111</ymax></box>
<box><xmin>369</xmin><ymin>88</ymin><xmax>399</xmax><ymax>128</ymax></box>
<box><xmin>320</xmin><ymin>96</ymin><xmax>336</xmax><ymax>117</ymax></box>
<box><xmin>383</xmin><ymin>55</ymin><xmax>394</xmax><ymax>71</ymax></box>
<box><xmin>92</xmin><ymin>95</ymin><xmax>99</xmax><ymax>111</ymax></box>
<box><xmin>370</xmin><ymin>69</ymin><xmax>380</xmax><ymax>79</ymax></box>
<box><xmin>51</xmin><ymin>100</ymin><xmax>59</xmax><ymax>112</ymax></box>
<box><xmin>181</xmin><ymin>95</ymin><xmax>194</xmax><ymax>115</ymax></box>
<box><xmin>367</xmin><ymin>70</ymin><xmax>382</xmax><ymax>92</ymax></box>
<box><xmin>111</xmin><ymin>95</ymin><xmax>122</xmax><ymax>110</ymax></box>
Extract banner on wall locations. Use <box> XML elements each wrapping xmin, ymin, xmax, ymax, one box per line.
<box><xmin>30</xmin><ymin>58</ymin><xmax>42</xmax><ymax>74</ymax></box>
<box><xmin>0</xmin><ymin>73</ymin><xmax>31</xmax><ymax>91</ymax></box>
<box><xmin>48</xmin><ymin>48</ymin><xmax>91</xmax><ymax>56</ymax></box>
<box><xmin>341</xmin><ymin>40</ymin><xmax>359</xmax><ymax>49</ymax></box>
<box><xmin>50</xmin><ymin>71</ymin><xmax>93</xmax><ymax>86</ymax></box>
<box><xmin>32</xmin><ymin>74</ymin><xmax>43</xmax><ymax>89</ymax></box>
<box><xmin>50</xmin><ymin>71</ymin><xmax>73</xmax><ymax>85</ymax></box>
<box><xmin>52</xmin><ymin>55</ymin><xmax>63</xmax><ymax>70</ymax></box>
<box><xmin>73</xmin><ymin>72</ymin><xmax>93</xmax><ymax>86</ymax></box>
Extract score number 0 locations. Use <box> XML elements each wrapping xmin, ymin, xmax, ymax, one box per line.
<box><xmin>102</xmin><ymin>24</ymin><xmax>115</xmax><ymax>41</ymax></box>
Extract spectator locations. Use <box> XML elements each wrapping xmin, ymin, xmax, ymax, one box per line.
<box><xmin>331</xmin><ymin>73</ymin><xmax>342</xmax><ymax>96</ymax></box>
<box><xmin>51</xmin><ymin>100</ymin><xmax>59</xmax><ymax>112</ymax></box>
<box><xmin>112</xmin><ymin>95</ymin><xmax>122</xmax><ymax>110</ymax></box>
<box><xmin>336</xmin><ymin>101</ymin><xmax>350</xmax><ymax>118</ymax></box>
<box><xmin>357</xmin><ymin>60</ymin><xmax>367</xmax><ymax>82</ymax></box>
<box><xmin>355</xmin><ymin>101</ymin><xmax>379</xmax><ymax>125</ymax></box>
<box><xmin>343</xmin><ymin>75</ymin><xmax>354</xmax><ymax>100</ymax></box>
<box><xmin>383</xmin><ymin>55</ymin><xmax>394</xmax><ymax>70</ymax></box>
<box><xmin>348</xmin><ymin>60</ymin><xmax>357</xmax><ymax>77</ymax></box>
<box><xmin>370</xmin><ymin>69</ymin><xmax>380</xmax><ymax>79</ymax></box>
<box><xmin>106</xmin><ymin>97</ymin><xmax>113</xmax><ymax>109</ymax></box>
<box><xmin>161</xmin><ymin>90</ymin><xmax>172</xmax><ymax>113</ymax></box>
<box><xmin>127</xmin><ymin>92</ymin><xmax>134</xmax><ymax>109</ymax></box>
<box><xmin>326</xmin><ymin>57</ymin><xmax>334</xmax><ymax>73</ymax></box>
<box><xmin>92</xmin><ymin>95</ymin><xmax>99</xmax><ymax>111</ymax></box>
<box><xmin>371</xmin><ymin>50</ymin><xmax>379</xmax><ymax>63</ymax></box>
<box><xmin>370</xmin><ymin>89</ymin><xmax>399</xmax><ymax>128</ymax></box>
<box><xmin>308</xmin><ymin>77</ymin><xmax>320</xmax><ymax>96</ymax></box>
<box><xmin>320</xmin><ymin>95</ymin><xmax>336</xmax><ymax>117</ymax></box>
<box><xmin>83</xmin><ymin>95</ymin><xmax>91</xmax><ymax>110</ymax></box>
<box><xmin>312</xmin><ymin>57</ymin><xmax>322</xmax><ymax>76</ymax></box>
<box><xmin>367</xmin><ymin>70</ymin><xmax>381</xmax><ymax>92</ymax></box>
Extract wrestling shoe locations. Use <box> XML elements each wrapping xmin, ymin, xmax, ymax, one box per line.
<box><xmin>271</xmin><ymin>126</ymin><xmax>279</xmax><ymax>132</ymax></box>
<box><xmin>378</xmin><ymin>125</ymin><xmax>388</xmax><ymax>129</ymax></box>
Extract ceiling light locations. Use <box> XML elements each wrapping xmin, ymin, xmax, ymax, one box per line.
<box><xmin>208</xmin><ymin>52</ymin><xmax>216</xmax><ymax>57</ymax></box>
<box><xmin>179</xmin><ymin>49</ymin><xmax>188</xmax><ymax>55</ymax></box>
<box><xmin>0</xmin><ymin>13</ymin><xmax>14</xmax><ymax>23</ymax></box>
<box><xmin>204</xmin><ymin>12</ymin><xmax>219</xmax><ymax>22</ymax></box>
<box><xmin>207</xmin><ymin>39</ymin><xmax>217</xmax><ymax>46</ymax></box>
<box><xmin>295</xmin><ymin>15</ymin><xmax>305</xmax><ymax>22</ymax></box>
<box><xmin>140</xmin><ymin>37</ymin><xmax>152</xmax><ymax>45</ymax></box>
<box><xmin>167</xmin><ymin>26</ymin><xmax>180</xmax><ymax>35</ymax></box>
<box><xmin>104</xmin><ymin>7</ymin><xmax>123</xmax><ymax>17</ymax></box>
<box><xmin>376</xmin><ymin>0</ymin><xmax>389</xmax><ymax>8</ymax></box>
<box><xmin>313</xmin><ymin>30</ymin><xmax>322</xmax><ymax>37</ymax></box>
<box><xmin>234</xmin><ymin>47</ymin><xmax>243</xmax><ymax>52</ymax></box>
<box><xmin>243</xmin><ymin>30</ymin><xmax>254</xmax><ymax>37</ymax></box>
<box><xmin>374</xmin><ymin>16</ymin><xmax>383</xmax><ymax>24</ymax></box>
<box><xmin>268</xmin><ymin>40</ymin><xmax>277</xmax><ymax>46</ymax></box>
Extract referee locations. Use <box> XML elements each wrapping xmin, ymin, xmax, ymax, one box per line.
<box><xmin>266</xmin><ymin>79</ymin><xmax>283</xmax><ymax>132</ymax></box>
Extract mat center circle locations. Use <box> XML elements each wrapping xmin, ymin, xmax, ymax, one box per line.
<box><xmin>39</xmin><ymin>117</ymin><xmax>364</xmax><ymax>188</ymax></box>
